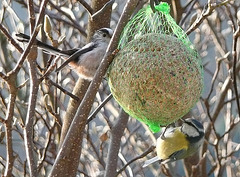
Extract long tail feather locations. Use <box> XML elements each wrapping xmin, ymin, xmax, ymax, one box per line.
<box><xmin>143</xmin><ymin>156</ymin><xmax>160</xmax><ymax>168</ymax></box>
<box><xmin>15</xmin><ymin>33</ymin><xmax>76</xmax><ymax>57</ymax></box>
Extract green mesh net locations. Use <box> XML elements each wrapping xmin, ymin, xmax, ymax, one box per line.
<box><xmin>108</xmin><ymin>2</ymin><xmax>203</xmax><ymax>133</ymax></box>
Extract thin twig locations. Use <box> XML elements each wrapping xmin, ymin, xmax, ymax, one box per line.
<box><xmin>37</xmin><ymin>127</ymin><xmax>53</xmax><ymax>173</ymax></box>
<box><xmin>0</xmin><ymin>116</ymin><xmax>5</xmax><ymax>123</ymax></box>
<box><xmin>0</xmin><ymin>72</ymin><xmax>7</xmax><ymax>80</ymax></box>
<box><xmin>116</xmin><ymin>145</ymin><xmax>155</xmax><ymax>176</ymax></box>
<box><xmin>205</xmin><ymin>18</ymin><xmax>228</xmax><ymax>57</ymax></box>
<box><xmin>44</xmin><ymin>95</ymin><xmax>62</xmax><ymax>127</ymax></box>
<box><xmin>11</xmin><ymin>24</ymin><xmax>42</xmax><ymax>75</ymax></box>
<box><xmin>17</xmin><ymin>79</ymin><xmax>29</xmax><ymax>89</ymax></box>
<box><xmin>16</xmin><ymin>0</ymin><xmax>87</xmax><ymax>37</ymax></box>
<box><xmin>48</xmin><ymin>1</ymin><xmax>87</xmax><ymax>37</ymax></box>
<box><xmin>179</xmin><ymin>0</ymin><xmax>197</xmax><ymax>27</ymax></box>
<box><xmin>87</xmin><ymin>93</ymin><xmax>113</xmax><ymax>124</ymax></box>
<box><xmin>77</xmin><ymin>0</ymin><xmax>94</xmax><ymax>15</ymax></box>
<box><xmin>86</xmin><ymin>133</ymin><xmax>106</xmax><ymax>168</ymax></box>
<box><xmin>186</xmin><ymin>0</ymin><xmax>232</xmax><ymax>35</ymax></box>
<box><xmin>40</xmin><ymin>56</ymin><xmax>59</xmax><ymax>79</ymax></box>
<box><xmin>91</xmin><ymin>0</ymin><xmax>115</xmax><ymax>19</ymax></box>
<box><xmin>27</xmin><ymin>0</ymin><xmax>36</xmax><ymax>34</ymax></box>
<box><xmin>206</xmin><ymin>53</ymin><xmax>230</xmax><ymax>101</ymax></box>
<box><xmin>0</xmin><ymin>24</ymin><xmax>23</xmax><ymax>53</ymax></box>
<box><xmin>40</xmin><ymin>56</ymin><xmax>79</xmax><ymax>100</ymax></box>
<box><xmin>46</xmin><ymin>78</ymin><xmax>79</xmax><ymax>101</ymax></box>
<box><xmin>232</xmin><ymin>23</ymin><xmax>240</xmax><ymax>117</ymax></box>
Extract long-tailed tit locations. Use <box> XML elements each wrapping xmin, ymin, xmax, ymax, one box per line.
<box><xmin>16</xmin><ymin>28</ymin><xmax>113</xmax><ymax>80</ymax></box>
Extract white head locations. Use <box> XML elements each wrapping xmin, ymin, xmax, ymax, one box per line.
<box><xmin>93</xmin><ymin>28</ymin><xmax>113</xmax><ymax>43</ymax></box>
<box><xmin>181</xmin><ymin>118</ymin><xmax>204</xmax><ymax>143</ymax></box>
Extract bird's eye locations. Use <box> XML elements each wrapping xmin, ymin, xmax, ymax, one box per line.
<box><xmin>103</xmin><ymin>33</ymin><xmax>107</xmax><ymax>37</ymax></box>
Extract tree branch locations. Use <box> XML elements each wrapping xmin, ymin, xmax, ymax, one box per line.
<box><xmin>23</xmin><ymin>0</ymin><xmax>50</xmax><ymax>176</ymax></box>
<box><xmin>186</xmin><ymin>0</ymin><xmax>232</xmax><ymax>35</ymax></box>
<box><xmin>104</xmin><ymin>109</ymin><xmax>129</xmax><ymax>177</ymax></box>
<box><xmin>23</xmin><ymin>47</ymin><xmax>39</xmax><ymax>177</ymax></box>
<box><xmin>116</xmin><ymin>145</ymin><xmax>155</xmax><ymax>176</ymax></box>
<box><xmin>0</xmin><ymin>24</ymin><xmax>23</xmax><ymax>53</ymax></box>
<box><xmin>27</xmin><ymin>0</ymin><xmax>36</xmax><ymax>34</ymax></box>
<box><xmin>77</xmin><ymin>0</ymin><xmax>94</xmax><ymax>15</ymax></box>
<box><xmin>87</xmin><ymin>93</ymin><xmax>113</xmax><ymax>124</ymax></box>
<box><xmin>91</xmin><ymin>0</ymin><xmax>115</xmax><ymax>19</ymax></box>
<box><xmin>4</xmin><ymin>89</ymin><xmax>17</xmax><ymax>176</ymax></box>
<box><xmin>232</xmin><ymin>23</ymin><xmax>240</xmax><ymax>117</ymax></box>
<box><xmin>49</xmin><ymin>0</ymin><xmax>139</xmax><ymax>176</ymax></box>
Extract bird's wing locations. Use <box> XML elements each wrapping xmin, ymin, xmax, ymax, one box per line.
<box><xmin>167</xmin><ymin>148</ymin><xmax>187</xmax><ymax>162</ymax></box>
<box><xmin>56</xmin><ymin>42</ymin><xmax>98</xmax><ymax>72</ymax></box>
<box><xmin>142</xmin><ymin>156</ymin><xmax>160</xmax><ymax>168</ymax></box>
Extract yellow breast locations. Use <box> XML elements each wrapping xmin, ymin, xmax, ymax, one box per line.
<box><xmin>156</xmin><ymin>128</ymin><xmax>189</xmax><ymax>160</ymax></box>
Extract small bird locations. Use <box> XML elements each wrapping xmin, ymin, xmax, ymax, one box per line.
<box><xmin>16</xmin><ymin>28</ymin><xmax>113</xmax><ymax>80</ymax></box>
<box><xmin>143</xmin><ymin>118</ymin><xmax>204</xmax><ymax>168</ymax></box>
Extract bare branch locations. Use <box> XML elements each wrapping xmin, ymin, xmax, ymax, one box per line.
<box><xmin>77</xmin><ymin>0</ymin><xmax>94</xmax><ymax>15</ymax></box>
<box><xmin>91</xmin><ymin>0</ymin><xmax>115</xmax><ymax>19</ymax></box>
<box><xmin>179</xmin><ymin>0</ymin><xmax>197</xmax><ymax>27</ymax></box>
<box><xmin>27</xmin><ymin>0</ymin><xmax>36</xmax><ymax>33</ymax></box>
<box><xmin>1</xmin><ymin>0</ymin><xmax>239</xmax><ymax>176</ymax></box>
<box><xmin>186</xmin><ymin>0</ymin><xmax>232</xmax><ymax>35</ymax></box>
<box><xmin>11</xmin><ymin>25</ymin><xmax>41</xmax><ymax>75</ymax></box>
<box><xmin>231</xmin><ymin>23</ymin><xmax>240</xmax><ymax>117</ymax></box>
<box><xmin>23</xmin><ymin>0</ymin><xmax>50</xmax><ymax>176</ymax></box>
<box><xmin>0</xmin><ymin>72</ymin><xmax>7</xmax><ymax>80</ymax></box>
<box><xmin>45</xmin><ymin>78</ymin><xmax>79</xmax><ymax>101</ymax></box>
<box><xmin>48</xmin><ymin>1</ymin><xmax>87</xmax><ymax>37</ymax></box>
<box><xmin>49</xmin><ymin>0</ymin><xmax>140</xmax><ymax>176</ymax></box>
<box><xmin>87</xmin><ymin>93</ymin><xmax>113</xmax><ymax>124</ymax></box>
<box><xmin>116</xmin><ymin>145</ymin><xmax>155</xmax><ymax>176</ymax></box>
<box><xmin>4</xmin><ymin>92</ymin><xmax>17</xmax><ymax>176</ymax></box>
<box><xmin>205</xmin><ymin>53</ymin><xmax>230</xmax><ymax>101</ymax></box>
<box><xmin>23</xmin><ymin>49</ymin><xmax>39</xmax><ymax>177</ymax></box>
<box><xmin>104</xmin><ymin>109</ymin><xmax>129</xmax><ymax>177</ymax></box>
<box><xmin>0</xmin><ymin>24</ymin><xmax>23</xmax><ymax>53</ymax></box>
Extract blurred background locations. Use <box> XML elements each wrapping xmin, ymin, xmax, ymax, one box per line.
<box><xmin>0</xmin><ymin>0</ymin><xmax>239</xmax><ymax>176</ymax></box>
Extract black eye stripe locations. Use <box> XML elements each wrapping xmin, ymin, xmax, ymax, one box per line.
<box><xmin>183</xmin><ymin>121</ymin><xmax>204</xmax><ymax>142</ymax></box>
<box><xmin>186</xmin><ymin>132</ymin><xmax>204</xmax><ymax>142</ymax></box>
<box><xmin>184</xmin><ymin>120</ymin><xmax>204</xmax><ymax>133</ymax></box>
<box><xmin>98</xmin><ymin>29</ymin><xmax>110</xmax><ymax>36</ymax></box>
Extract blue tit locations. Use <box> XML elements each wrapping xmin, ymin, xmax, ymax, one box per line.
<box><xmin>16</xmin><ymin>28</ymin><xmax>113</xmax><ymax>80</ymax></box>
<box><xmin>143</xmin><ymin>118</ymin><xmax>204</xmax><ymax>168</ymax></box>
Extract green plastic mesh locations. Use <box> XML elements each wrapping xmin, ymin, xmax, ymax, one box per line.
<box><xmin>108</xmin><ymin>2</ymin><xmax>203</xmax><ymax>133</ymax></box>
